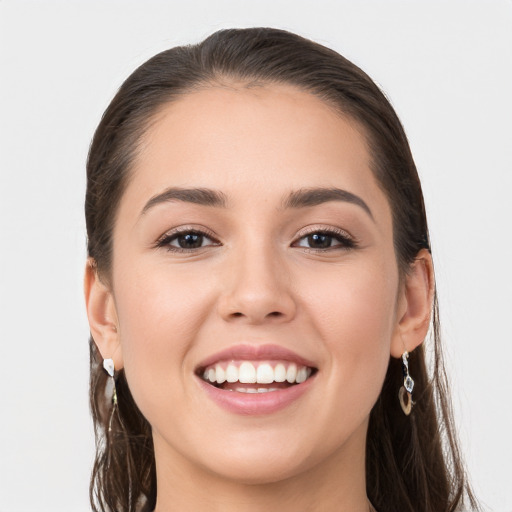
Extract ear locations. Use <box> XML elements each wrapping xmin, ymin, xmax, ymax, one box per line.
<box><xmin>390</xmin><ymin>249</ymin><xmax>435</xmax><ymax>358</ymax></box>
<box><xmin>84</xmin><ymin>258</ymin><xmax>124</xmax><ymax>370</ymax></box>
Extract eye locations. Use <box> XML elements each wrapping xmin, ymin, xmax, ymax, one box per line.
<box><xmin>172</xmin><ymin>232</ymin><xmax>207</xmax><ymax>249</ymax></box>
<box><xmin>156</xmin><ymin>228</ymin><xmax>220</xmax><ymax>252</ymax></box>
<box><xmin>293</xmin><ymin>229</ymin><xmax>356</xmax><ymax>251</ymax></box>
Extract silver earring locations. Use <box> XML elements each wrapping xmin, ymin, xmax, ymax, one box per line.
<box><xmin>398</xmin><ymin>351</ymin><xmax>414</xmax><ymax>415</ymax></box>
<box><xmin>103</xmin><ymin>358</ymin><xmax>118</xmax><ymax>432</ymax></box>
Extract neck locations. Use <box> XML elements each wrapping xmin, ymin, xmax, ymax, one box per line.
<box><xmin>153</xmin><ymin>424</ymin><xmax>371</xmax><ymax>512</ymax></box>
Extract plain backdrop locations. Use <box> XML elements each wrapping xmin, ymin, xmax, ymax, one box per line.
<box><xmin>1</xmin><ymin>1</ymin><xmax>511</xmax><ymax>511</ymax></box>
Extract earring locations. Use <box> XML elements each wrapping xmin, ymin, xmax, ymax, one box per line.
<box><xmin>103</xmin><ymin>358</ymin><xmax>118</xmax><ymax>432</ymax></box>
<box><xmin>398</xmin><ymin>351</ymin><xmax>414</xmax><ymax>415</ymax></box>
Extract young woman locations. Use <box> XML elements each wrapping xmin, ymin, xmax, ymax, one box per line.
<box><xmin>84</xmin><ymin>27</ymin><xmax>479</xmax><ymax>512</ymax></box>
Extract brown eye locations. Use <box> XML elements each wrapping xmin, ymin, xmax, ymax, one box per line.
<box><xmin>306</xmin><ymin>233</ymin><xmax>332</xmax><ymax>249</ymax></box>
<box><xmin>294</xmin><ymin>230</ymin><xmax>355</xmax><ymax>251</ymax></box>
<box><xmin>175</xmin><ymin>232</ymin><xmax>204</xmax><ymax>249</ymax></box>
<box><xmin>156</xmin><ymin>229</ymin><xmax>219</xmax><ymax>252</ymax></box>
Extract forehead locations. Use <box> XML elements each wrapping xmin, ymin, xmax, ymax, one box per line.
<box><xmin>123</xmin><ymin>83</ymin><xmax>390</xmax><ymax>221</ymax></box>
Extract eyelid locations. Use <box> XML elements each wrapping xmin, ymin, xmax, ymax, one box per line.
<box><xmin>292</xmin><ymin>224</ymin><xmax>358</xmax><ymax>251</ymax></box>
<box><xmin>155</xmin><ymin>225</ymin><xmax>221</xmax><ymax>249</ymax></box>
<box><xmin>294</xmin><ymin>224</ymin><xmax>355</xmax><ymax>242</ymax></box>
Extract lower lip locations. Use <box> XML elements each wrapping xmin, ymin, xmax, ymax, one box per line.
<box><xmin>197</xmin><ymin>375</ymin><xmax>316</xmax><ymax>415</ymax></box>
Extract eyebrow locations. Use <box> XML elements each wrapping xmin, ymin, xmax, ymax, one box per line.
<box><xmin>141</xmin><ymin>187</ymin><xmax>228</xmax><ymax>215</ymax></box>
<box><xmin>282</xmin><ymin>187</ymin><xmax>374</xmax><ymax>220</ymax></box>
<box><xmin>140</xmin><ymin>185</ymin><xmax>373</xmax><ymax>220</ymax></box>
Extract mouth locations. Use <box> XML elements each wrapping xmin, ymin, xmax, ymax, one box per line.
<box><xmin>197</xmin><ymin>360</ymin><xmax>317</xmax><ymax>393</ymax></box>
<box><xmin>194</xmin><ymin>344</ymin><xmax>318</xmax><ymax>413</ymax></box>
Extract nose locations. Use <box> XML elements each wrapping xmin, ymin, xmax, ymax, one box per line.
<box><xmin>217</xmin><ymin>244</ymin><xmax>297</xmax><ymax>325</ymax></box>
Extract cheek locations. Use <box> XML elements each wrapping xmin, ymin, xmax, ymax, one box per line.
<box><xmin>303</xmin><ymin>255</ymin><xmax>397</xmax><ymax>341</ymax></box>
<box><xmin>299</xmin><ymin>257</ymin><xmax>398</xmax><ymax>400</ymax></box>
<box><xmin>112</xmin><ymin>262</ymin><xmax>216</xmax><ymax>416</ymax></box>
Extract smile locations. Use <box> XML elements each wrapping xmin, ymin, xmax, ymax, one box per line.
<box><xmin>195</xmin><ymin>344</ymin><xmax>318</xmax><ymax>414</ymax></box>
<box><xmin>201</xmin><ymin>361</ymin><xmax>314</xmax><ymax>392</ymax></box>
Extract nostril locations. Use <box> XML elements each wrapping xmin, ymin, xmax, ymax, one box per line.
<box><xmin>268</xmin><ymin>311</ymin><xmax>283</xmax><ymax>317</ymax></box>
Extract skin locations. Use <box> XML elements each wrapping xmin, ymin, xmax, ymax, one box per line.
<box><xmin>85</xmin><ymin>84</ymin><xmax>434</xmax><ymax>512</ymax></box>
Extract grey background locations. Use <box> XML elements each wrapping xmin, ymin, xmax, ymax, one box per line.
<box><xmin>1</xmin><ymin>1</ymin><xmax>511</xmax><ymax>510</ymax></box>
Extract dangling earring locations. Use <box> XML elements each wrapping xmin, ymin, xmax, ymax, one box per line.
<box><xmin>398</xmin><ymin>351</ymin><xmax>414</xmax><ymax>415</ymax></box>
<box><xmin>103</xmin><ymin>358</ymin><xmax>118</xmax><ymax>432</ymax></box>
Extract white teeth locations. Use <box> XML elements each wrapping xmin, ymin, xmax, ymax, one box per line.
<box><xmin>215</xmin><ymin>364</ymin><xmax>226</xmax><ymax>384</ymax></box>
<box><xmin>286</xmin><ymin>363</ymin><xmax>297</xmax><ymax>383</ymax></box>
<box><xmin>296</xmin><ymin>367</ymin><xmax>308</xmax><ymax>383</ymax></box>
<box><xmin>274</xmin><ymin>363</ymin><xmax>286</xmax><ymax>382</ymax></box>
<box><xmin>202</xmin><ymin>361</ymin><xmax>314</xmax><ymax>385</ymax></box>
<box><xmin>239</xmin><ymin>362</ymin><xmax>257</xmax><ymax>383</ymax></box>
<box><xmin>256</xmin><ymin>363</ymin><xmax>274</xmax><ymax>384</ymax></box>
<box><xmin>233</xmin><ymin>387</ymin><xmax>280</xmax><ymax>394</ymax></box>
<box><xmin>226</xmin><ymin>364</ymin><xmax>239</xmax><ymax>383</ymax></box>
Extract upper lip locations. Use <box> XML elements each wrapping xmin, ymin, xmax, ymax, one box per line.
<box><xmin>195</xmin><ymin>344</ymin><xmax>317</xmax><ymax>372</ymax></box>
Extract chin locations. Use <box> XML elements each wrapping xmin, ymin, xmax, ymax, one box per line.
<box><xmin>201</xmin><ymin>451</ymin><xmax>313</xmax><ymax>485</ymax></box>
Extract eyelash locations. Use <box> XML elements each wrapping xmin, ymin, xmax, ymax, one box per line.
<box><xmin>155</xmin><ymin>226</ymin><xmax>220</xmax><ymax>253</ymax></box>
<box><xmin>292</xmin><ymin>227</ymin><xmax>356</xmax><ymax>252</ymax></box>
<box><xmin>155</xmin><ymin>226</ymin><xmax>357</xmax><ymax>253</ymax></box>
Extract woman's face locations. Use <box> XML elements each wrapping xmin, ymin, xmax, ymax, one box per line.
<box><xmin>109</xmin><ymin>84</ymin><xmax>403</xmax><ymax>483</ymax></box>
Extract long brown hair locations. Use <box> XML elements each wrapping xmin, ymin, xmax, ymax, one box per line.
<box><xmin>86</xmin><ymin>27</ymin><xmax>479</xmax><ymax>512</ymax></box>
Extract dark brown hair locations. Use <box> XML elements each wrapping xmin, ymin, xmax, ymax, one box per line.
<box><xmin>86</xmin><ymin>27</ymin><xmax>479</xmax><ymax>512</ymax></box>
